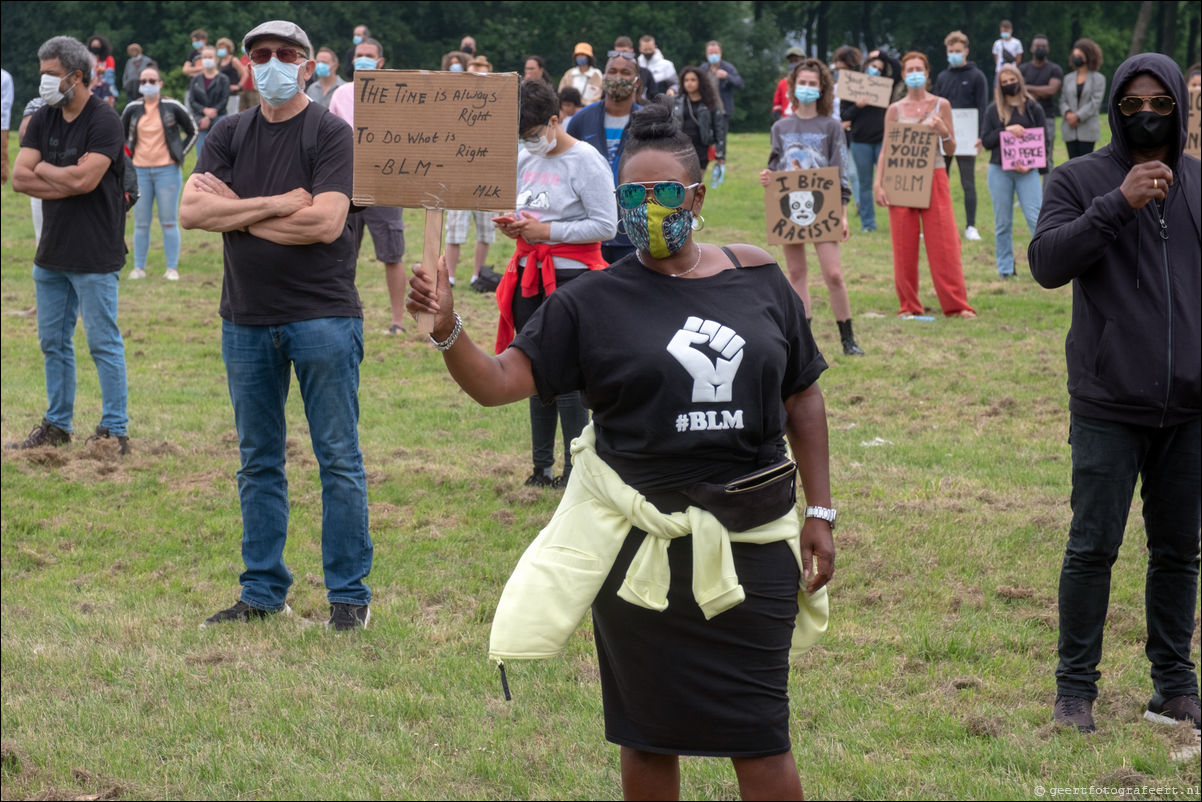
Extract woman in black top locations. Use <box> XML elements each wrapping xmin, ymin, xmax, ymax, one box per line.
<box><xmin>981</xmin><ymin>64</ymin><xmax>1045</xmax><ymax>279</ymax></box>
<box><xmin>407</xmin><ymin>103</ymin><xmax>834</xmax><ymax>800</ymax></box>
<box><xmin>215</xmin><ymin>37</ymin><xmax>247</xmax><ymax>117</ymax></box>
<box><xmin>187</xmin><ymin>45</ymin><xmax>230</xmax><ymax>155</ymax></box>
<box><xmin>841</xmin><ymin>52</ymin><xmax>890</xmax><ymax>233</ymax></box>
<box><xmin>671</xmin><ymin>66</ymin><xmax>727</xmax><ymax>179</ymax></box>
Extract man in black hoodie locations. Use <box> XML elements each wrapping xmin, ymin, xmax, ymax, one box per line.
<box><xmin>934</xmin><ymin>30</ymin><xmax>989</xmax><ymax>241</ymax></box>
<box><xmin>1030</xmin><ymin>52</ymin><xmax>1201</xmax><ymax>735</ymax></box>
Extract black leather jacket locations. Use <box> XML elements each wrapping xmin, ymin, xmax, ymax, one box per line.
<box><xmin>671</xmin><ymin>95</ymin><xmax>727</xmax><ymax>160</ymax></box>
<box><xmin>121</xmin><ymin>97</ymin><xmax>198</xmax><ymax>166</ymax></box>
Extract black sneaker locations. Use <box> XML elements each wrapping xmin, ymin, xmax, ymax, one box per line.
<box><xmin>202</xmin><ymin>599</ymin><xmax>290</xmax><ymax>627</ymax></box>
<box><xmin>1053</xmin><ymin>694</ymin><xmax>1096</xmax><ymax>733</ymax></box>
<box><xmin>1145</xmin><ymin>693</ymin><xmax>1201</xmax><ymax>731</ymax></box>
<box><xmin>6</xmin><ymin>419</ymin><xmax>70</xmax><ymax>450</ymax></box>
<box><xmin>85</xmin><ymin>426</ymin><xmax>130</xmax><ymax>456</ymax></box>
<box><xmin>524</xmin><ymin>468</ymin><xmax>555</xmax><ymax>488</ymax></box>
<box><xmin>327</xmin><ymin>602</ymin><xmax>370</xmax><ymax>631</ymax></box>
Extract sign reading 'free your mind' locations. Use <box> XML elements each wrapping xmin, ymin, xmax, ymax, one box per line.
<box><xmin>351</xmin><ymin>70</ymin><xmax>518</xmax><ymax>211</ymax></box>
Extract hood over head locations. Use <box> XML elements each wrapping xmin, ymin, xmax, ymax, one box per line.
<box><xmin>1107</xmin><ymin>52</ymin><xmax>1188</xmax><ymax>168</ymax></box>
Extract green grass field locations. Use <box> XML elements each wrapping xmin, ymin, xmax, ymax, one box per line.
<box><xmin>2</xmin><ymin>124</ymin><xmax>1199</xmax><ymax>801</ymax></box>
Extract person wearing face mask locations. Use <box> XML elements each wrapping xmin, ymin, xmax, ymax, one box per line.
<box><xmin>305</xmin><ymin>47</ymin><xmax>345</xmax><ymax>108</ymax></box>
<box><xmin>567</xmin><ymin>50</ymin><xmax>645</xmax><ymax>262</ymax></box>
<box><xmin>698</xmin><ymin>40</ymin><xmax>744</xmax><ymax>117</ymax></box>
<box><xmin>491</xmin><ymin>78</ymin><xmax>616</xmax><ymax>487</ymax></box>
<box><xmin>637</xmin><ymin>35</ymin><xmax>678</xmax><ymax>98</ymax></box>
<box><xmin>934</xmin><ymin>31</ymin><xmax>989</xmax><ymax>242</ymax></box>
<box><xmin>460</xmin><ymin>35</ymin><xmax>477</xmax><ymax>56</ymax></box>
<box><xmin>759</xmin><ymin>58</ymin><xmax>863</xmax><ymax>357</ymax></box>
<box><xmin>991</xmin><ymin>19</ymin><xmax>1023</xmax><ymax>75</ymax></box>
<box><xmin>441</xmin><ymin>50</ymin><xmax>470</xmax><ymax>73</ymax></box>
<box><xmin>328</xmin><ymin>37</ymin><xmax>409</xmax><ymax>333</ymax></box>
<box><xmin>980</xmin><ymin>64</ymin><xmax>1044</xmax><ymax>280</ymax></box>
<box><xmin>216</xmin><ymin>37</ymin><xmax>247</xmax><ymax>116</ymax></box>
<box><xmin>86</xmin><ymin>34</ymin><xmax>117</xmax><ymax>107</ymax></box>
<box><xmin>10</xmin><ymin>35</ymin><xmax>131</xmax><ymax>454</ymax></box>
<box><xmin>121</xmin><ymin>66</ymin><xmax>197</xmax><ymax>281</ymax></box>
<box><xmin>874</xmin><ymin>51</ymin><xmax>977</xmax><ymax>319</ymax></box>
<box><xmin>182</xmin><ymin>29</ymin><xmax>209</xmax><ymax>78</ymax></box>
<box><xmin>1060</xmin><ymin>39</ymin><xmax>1106</xmax><ymax>159</ymax></box>
<box><xmin>1030</xmin><ymin>52</ymin><xmax>1201</xmax><ymax>736</ymax></box>
<box><xmin>559</xmin><ymin>43</ymin><xmax>603</xmax><ymax>106</ymax></box>
<box><xmin>180</xmin><ymin>20</ymin><xmax>374</xmax><ymax>633</ymax></box>
<box><xmin>840</xmin><ymin>52</ymin><xmax>893</xmax><ymax>232</ymax></box>
<box><xmin>1019</xmin><ymin>35</ymin><xmax>1063</xmax><ymax>179</ymax></box>
<box><xmin>342</xmin><ymin>24</ymin><xmax>369</xmax><ymax>80</ymax></box>
<box><xmin>187</xmin><ymin>46</ymin><xmax>230</xmax><ymax>154</ymax></box>
<box><xmin>407</xmin><ymin>101</ymin><xmax>835</xmax><ymax>801</ymax></box>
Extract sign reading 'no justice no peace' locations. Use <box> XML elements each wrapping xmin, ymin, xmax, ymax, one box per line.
<box><xmin>351</xmin><ymin>70</ymin><xmax>518</xmax><ymax>211</ymax></box>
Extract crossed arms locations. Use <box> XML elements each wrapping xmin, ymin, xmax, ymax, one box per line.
<box><xmin>179</xmin><ymin>171</ymin><xmax>349</xmax><ymax>245</ymax></box>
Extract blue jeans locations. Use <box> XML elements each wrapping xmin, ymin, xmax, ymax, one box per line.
<box><xmin>1056</xmin><ymin>414</ymin><xmax>1201</xmax><ymax>700</ymax></box>
<box><xmin>221</xmin><ymin>317</ymin><xmax>372</xmax><ymax>610</ymax></box>
<box><xmin>844</xmin><ymin>141</ymin><xmax>862</xmax><ymax>219</ymax></box>
<box><xmin>133</xmin><ymin>164</ymin><xmax>182</xmax><ymax>270</ymax></box>
<box><xmin>849</xmin><ymin>141</ymin><xmax>881</xmax><ymax>231</ymax></box>
<box><xmin>986</xmin><ymin>163</ymin><xmax>1042</xmax><ymax>277</ymax></box>
<box><xmin>33</xmin><ymin>265</ymin><xmax>128</xmax><ymax>435</ymax></box>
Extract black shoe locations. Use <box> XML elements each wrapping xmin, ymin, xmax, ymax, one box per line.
<box><xmin>524</xmin><ymin>468</ymin><xmax>556</xmax><ymax>488</ymax></box>
<box><xmin>327</xmin><ymin>602</ymin><xmax>370</xmax><ymax>631</ymax></box>
<box><xmin>85</xmin><ymin>425</ymin><xmax>130</xmax><ymax>455</ymax></box>
<box><xmin>6</xmin><ymin>418</ymin><xmax>70</xmax><ymax>450</ymax></box>
<box><xmin>202</xmin><ymin>599</ymin><xmax>290</xmax><ymax>627</ymax></box>
<box><xmin>842</xmin><ymin>338</ymin><xmax>865</xmax><ymax>356</ymax></box>
<box><xmin>550</xmin><ymin>469</ymin><xmax>571</xmax><ymax>489</ymax></box>
<box><xmin>836</xmin><ymin>319</ymin><xmax>865</xmax><ymax>357</ymax></box>
<box><xmin>1145</xmin><ymin>693</ymin><xmax>1201</xmax><ymax>731</ymax></box>
<box><xmin>1053</xmin><ymin>694</ymin><xmax>1096</xmax><ymax>733</ymax></box>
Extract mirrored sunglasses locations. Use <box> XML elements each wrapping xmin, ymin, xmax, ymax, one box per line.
<box><xmin>1117</xmin><ymin>95</ymin><xmax>1176</xmax><ymax>116</ymax></box>
<box><xmin>607</xmin><ymin>50</ymin><xmax>638</xmax><ymax>62</ymax></box>
<box><xmin>615</xmin><ymin>181</ymin><xmax>700</xmax><ymax>210</ymax></box>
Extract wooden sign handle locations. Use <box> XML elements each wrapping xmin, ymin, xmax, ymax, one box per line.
<box><xmin>417</xmin><ymin>209</ymin><xmax>444</xmax><ymax>334</ymax></box>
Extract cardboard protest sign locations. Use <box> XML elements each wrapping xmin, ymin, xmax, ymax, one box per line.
<box><xmin>1187</xmin><ymin>89</ymin><xmax>1201</xmax><ymax>161</ymax></box>
<box><xmin>764</xmin><ymin>168</ymin><xmax>842</xmax><ymax>245</ymax></box>
<box><xmin>952</xmin><ymin>108</ymin><xmax>979</xmax><ymax>156</ymax></box>
<box><xmin>351</xmin><ymin>70</ymin><xmax>518</xmax><ymax>211</ymax></box>
<box><xmin>880</xmin><ymin>122</ymin><xmax>938</xmax><ymax>208</ymax></box>
<box><xmin>835</xmin><ymin>71</ymin><xmax>893</xmax><ymax>108</ymax></box>
<box><xmin>999</xmin><ymin>127</ymin><xmax>1046</xmax><ymax>170</ymax></box>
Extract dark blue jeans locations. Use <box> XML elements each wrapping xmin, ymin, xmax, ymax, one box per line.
<box><xmin>222</xmin><ymin>317</ymin><xmax>372</xmax><ymax>610</ymax></box>
<box><xmin>1056</xmin><ymin>414</ymin><xmax>1201</xmax><ymax>700</ymax></box>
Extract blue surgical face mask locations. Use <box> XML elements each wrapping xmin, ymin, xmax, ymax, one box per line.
<box><xmin>353</xmin><ymin>35</ymin><xmax>363</xmax><ymax>45</ymax></box>
<box><xmin>252</xmin><ymin>57</ymin><xmax>302</xmax><ymax>107</ymax></box>
<box><xmin>353</xmin><ymin>56</ymin><xmax>377</xmax><ymax>72</ymax></box>
<box><xmin>1001</xmin><ymin>31</ymin><xmax>1012</xmax><ymax>40</ymax></box>
<box><xmin>795</xmin><ymin>85</ymin><xmax>821</xmax><ymax>105</ymax></box>
<box><xmin>576</xmin><ymin>56</ymin><xmax>589</xmax><ymax>67</ymax></box>
<box><xmin>707</xmin><ymin>53</ymin><xmax>720</xmax><ymax>65</ymax></box>
<box><xmin>193</xmin><ymin>40</ymin><xmax>203</xmax><ymax>50</ymax></box>
<box><xmin>449</xmin><ymin>62</ymin><xmax>464</xmax><ymax>72</ymax></box>
<box><xmin>904</xmin><ymin>71</ymin><xmax>927</xmax><ymax>89</ymax></box>
<box><xmin>865</xmin><ymin>65</ymin><xmax>881</xmax><ymax>77</ymax></box>
<box><xmin>315</xmin><ymin>62</ymin><xmax>331</xmax><ymax>78</ymax></box>
<box><xmin>948</xmin><ymin>52</ymin><xmax>964</xmax><ymax>67</ymax></box>
<box><xmin>217</xmin><ymin>48</ymin><xmax>228</xmax><ymax>58</ymax></box>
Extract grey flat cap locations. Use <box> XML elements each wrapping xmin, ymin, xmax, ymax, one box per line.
<box><xmin>243</xmin><ymin>20</ymin><xmax>312</xmax><ymax>58</ymax></box>
<box><xmin>786</xmin><ymin>46</ymin><xmax>805</xmax><ymax>58</ymax></box>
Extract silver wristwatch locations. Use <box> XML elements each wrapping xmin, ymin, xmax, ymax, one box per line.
<box><xmin>804</xmin><ymin>505</ymin><xmax>837</xmax><ymax>530</ymax></box>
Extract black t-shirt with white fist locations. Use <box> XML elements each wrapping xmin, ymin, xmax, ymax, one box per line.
<box><xmin>511</xmin><ymin>253</ymin><xmax>827</xmax><ymax>492</ymax></box>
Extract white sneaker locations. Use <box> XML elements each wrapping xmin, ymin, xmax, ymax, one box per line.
<box><xmin>129</xmin><ymin>268</ymin><xmax>146</xmax><ymax>280</ymax></box>
<box><xmin>164</xmin><ymin>269</ymin><xmax>180</xmax><ymax>281</ymax></box>
<box><xmin>964</xmin><ymin>226</ymin><xmax>982</xmax><ymax>241</ymax></box>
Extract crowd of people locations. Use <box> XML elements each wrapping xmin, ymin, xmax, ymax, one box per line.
<box><xmin>1</xmin><ymin>15</ymin><xmax>1199</xmax><ymax>801</ymax></box>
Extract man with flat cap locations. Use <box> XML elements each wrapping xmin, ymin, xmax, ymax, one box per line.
<box><xmin>180</xmin><ymin>20</ymin><xmax>373</xmax><ymax>632</ymax></box>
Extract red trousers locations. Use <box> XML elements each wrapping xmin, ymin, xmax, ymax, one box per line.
<box><xmin>888</xmin><ymin>168</ymin><xmax>976</xmax><ymax>317</ymax></box>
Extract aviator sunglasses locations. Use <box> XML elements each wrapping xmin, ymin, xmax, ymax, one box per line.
<box><xmin>248</xmin><ymin>46</ymin><xmax>306</xmax><ymax>64</ymax></box>
<box><xmin>1116</xmin><ymin>95</ymin><xmax>1176</xmax><ymax>116</ymax></box>
<box><xmin>615</xmin><ymin>181</ymin><xmax>701</xmax><ymax>210</ymax></box>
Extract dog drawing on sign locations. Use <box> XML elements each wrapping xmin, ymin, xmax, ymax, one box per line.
<box><xmin>782</xmin><ymin>189</ymin><xmax>823</xmax><ymax>228</ymax></box>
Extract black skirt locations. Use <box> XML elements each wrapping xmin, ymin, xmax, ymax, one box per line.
<box><xmin>592</xmin><ymin>524</ymin><xmax>801</xmax><ymax>757</ymax></box>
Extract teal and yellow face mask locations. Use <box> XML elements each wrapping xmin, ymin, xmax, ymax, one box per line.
<box><xmin>618</xmin><ymin>202</ymin><xmax>694</xmax><ymax>258</ymax></box>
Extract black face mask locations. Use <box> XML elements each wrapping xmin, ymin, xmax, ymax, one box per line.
<box><xmin>461</xmin><ymin>44</ymin><xmax>474</xmax><ymax>55</ymax></box>
<box><xmin>1001</xmin><ymin>83</ymin><xmax>1020</xmax><ymax>96</ymax></box>
<box><xmin>1122</xmin><ymin>111</ymin><xmax>1175</xmax><ymax>150</ymax></box>
<box><xmin>1033</xmin><ymin>47</ymin><xmax>1048</xmax><ymax>60</ymax></box>
<box><xmin>1071</xmin><ymin>56</ymin><xmax>1085</xmax><ymax>68</ymax></box>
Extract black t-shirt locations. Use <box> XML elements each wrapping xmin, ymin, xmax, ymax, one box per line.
<box><xmin>511</xmin><ymin>254</ymin><xmax>827</xmax><ymax>492</ymax></box>
<box><xmin>1019</xmin><ymin>60</ymin><xmax>1064</xmax><ymax>118</ymax></box>
<box><xmin>193</xmin><ymin>104</ymin><xmax>361</xmax><ymax>325</ymax></box>
<box><xmin>22</xmin><ymin>95</ymin><xmax>127</xmax><ymax>273</ymax></box>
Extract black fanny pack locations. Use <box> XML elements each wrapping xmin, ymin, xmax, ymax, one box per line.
<box><xmin>684</xmin><ymin>458</ymin><xmax>797</xmax><ymax>532</ymax></box>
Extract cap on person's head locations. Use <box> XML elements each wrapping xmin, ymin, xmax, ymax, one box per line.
<box><xmin>786</xmin><ymin>46</ymin><xmax>805</xmax><ymax>59</ymax></box>
<box><xmin>574</xmin><ymin>42</ymin><xmax>594</xmax><ymax>59</ymax></box>
<box><xmin>243</xmin><ymin>20</ymin><xmax>313</xmax><ymax>59</ymax></box>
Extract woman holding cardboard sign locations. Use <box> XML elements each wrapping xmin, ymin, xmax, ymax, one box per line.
<box><xmin>874</xmin><ymin>51</ymin><xmax>977</xmax><ymax>319</ymax></box>
<box><xmin>981</xmin><ymin>64</ymin><xmax>1045</xmax><ymax>280</ymax></box>
<box><xmin>408</xmin><ymin>102</ymin><xmax>834</xmax><ymax>801</ymax></box>
<box><xmin>760</xmin><ymin>58</ymin><xmax>864</xmax><ymax>356</ymax></box>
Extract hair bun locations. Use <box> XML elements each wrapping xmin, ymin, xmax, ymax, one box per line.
<box><xmin>628</xmin><ymin>101</ymin><xmax>680</xmax><ymax>142</ymax></box>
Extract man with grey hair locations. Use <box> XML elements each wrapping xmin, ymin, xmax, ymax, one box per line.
<box><xmin>10</xmin><ymin>35</ymin><xmax>130</xmax><ymax>454</ymax></box>
<box><xmin>180</xmin><ymin>20</ymin><xmax>373</xmax><ymax>632</ymax></box>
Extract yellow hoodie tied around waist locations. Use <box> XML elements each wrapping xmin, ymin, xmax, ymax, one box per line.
<box><xmin>488</xmin><ymin>423</ymin><xmax>829</xmax><ymax>665</ymax></box>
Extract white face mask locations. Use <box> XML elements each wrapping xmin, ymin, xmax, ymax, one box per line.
<box><xmin>202</xmin><ymin>58</ymin><xmax>216</xmax><ymax>70</ymax></box>
<box><xmin>39</xmin><ymin>72</ymin><xmax>75</xmax><ymax>107</ymax></box>
<box><xmin>522</xmin><ymin>127</ymin><xmax>557</xmax><ymax>156</ymax></box>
